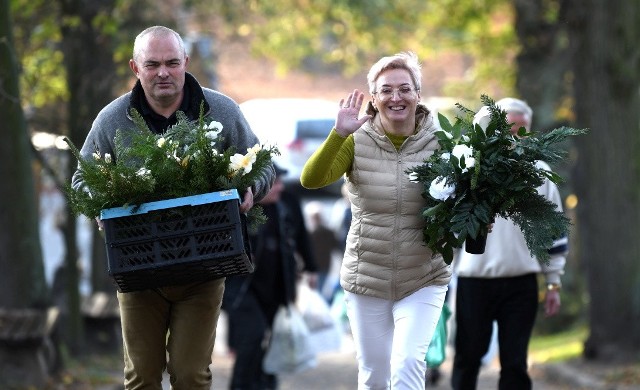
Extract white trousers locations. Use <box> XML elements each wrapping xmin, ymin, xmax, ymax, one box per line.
<box><xmin>345</xmin><ymin>285</ymin><xmax>448</xmax><ymax>390</ymax></box>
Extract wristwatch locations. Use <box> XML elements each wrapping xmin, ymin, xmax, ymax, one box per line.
<box><xmin>546</xmin><ymin>283</ymin><xmax>561</xmax><ymax>292</ymax></box>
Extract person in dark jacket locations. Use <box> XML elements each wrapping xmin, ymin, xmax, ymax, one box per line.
<box><xmin>305</xmin><ymin>201</ymin><xmax>342</xmax><ymax>301</ymax></box>
<box><xmin>222</xmin><ymin>166</ymin><xmax>318</xmax><ymax>390</ymax></box>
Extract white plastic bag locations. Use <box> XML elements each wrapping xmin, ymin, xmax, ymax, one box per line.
<box><xmin>297</xmin><ymin>283</ymin><xmax>342</xmax><ymax>353</ymax></box>
<box><xmin>263</xmin><ymin>304</ymin><xmax>317</xmax><ymax>374</ymax></box>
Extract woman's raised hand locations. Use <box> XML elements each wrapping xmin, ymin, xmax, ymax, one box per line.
<box><xmin>334</xmin><ymin>89</ymin><xmax>372</xmax><ymax>137</ymax></box>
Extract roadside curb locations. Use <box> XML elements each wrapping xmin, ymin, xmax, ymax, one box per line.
<box><xmin>540</xmin><ymin>362</ymin><xmax>608</xmax><ymax>389</ymax></box>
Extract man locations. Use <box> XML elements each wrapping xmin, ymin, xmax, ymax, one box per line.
<box><xmin>222</xmin><ymin>166</ymin><xmax>317</xmax><ymax>390</ymax></box>
<box><xmin>72</xmin><ymin>26</ymin><xmax>274</xmax><ymax>390</ymax></box>
<box><xmin>451</xmin><ymin>98</ymin><xmax>568</xmax><ymax>390</ymax></box>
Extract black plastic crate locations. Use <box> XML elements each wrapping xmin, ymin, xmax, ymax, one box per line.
<box><xmin>101</xmin><ymin>190</ymin><xmax>253</xmax><ymax>292</ymax></box>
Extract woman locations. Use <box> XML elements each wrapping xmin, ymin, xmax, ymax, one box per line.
<box><xmin>301</xmin><ymin>52</ymin><xmax>451</xmax><ymax>389</ymax></box>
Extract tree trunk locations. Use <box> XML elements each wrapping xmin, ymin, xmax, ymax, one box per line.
<box><xmin>567</xmin><ymin>0</ymin><xmax>640</xmax><ymax>360</ymax></box>
<box><xmin>58</xmin><ymin>0</ymin><xmax>118</xmax><ymax>355</ymax></box>
<box><xmin>0</xmin><ymin>0</ymin><xmax>51</xmax><ymax>386</ymax></box>
<box><xmin>0</xmin><ymin>0</ymin><xmax>48</xmax><ymax>310</ymax></box>
<box><xmin>513</xmin><ymin>0</ymin><xmax>572</xmax><ymax>131</ymax></box>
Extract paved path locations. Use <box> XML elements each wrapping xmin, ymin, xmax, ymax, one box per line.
<box><xmin>157</xmin><ymin>334</ymin><xmax>573</xmax><ymax>390</ymax></box>
<box><xmin>97</xmin><ymin>313</ymin><xmax>603</xmax><ymax>390</ymax></box>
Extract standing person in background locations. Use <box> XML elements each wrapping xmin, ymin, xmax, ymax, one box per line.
<box><xmin>305</xmin><ymin>201</ymin><xmax>342</xmax><ymax>301</ymax></box>
<box><xmin>71</xmin><ymin>25</ymin><xmax>274</xmax><ymax>390</ymax></box>
<box><xmin>334</xmin><ymin>182</ymin><xmax>352</xmax><ymax>250</ymax></box>
<box><xmin>451</xmin><ymin>97</ymin><xmax>568</xmax><ymax>390</ymax></box>
<box><xmin>222</xmin><ymin>165</ymin><xmax>317</xmax><ymax>390</ymax></box>
<box><xmin>301</xmin><ymin>51</ymin><xmax>451</xmax><ymax>390</ymax></box>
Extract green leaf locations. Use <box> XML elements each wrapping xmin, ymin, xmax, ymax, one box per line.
<box><xmin>423</xmin><ymin>203</ymin><xmax>444</xmax><ymax>217</ymax></box>
<box><xmin>442</xmin><ymin>245</ymin><xmax>454</xmax><ymax>265</ymax></box>
<box><xmin>452</xmin><ymin>119</ymin><xmax>463</xmax><ymax>140</ymax></box>
<box><xmin>438</xmin><ymin>113</ymin><xmax>453</xmax><ymax>132</ymax></box>
<box><xmin>516</xmin><ymin>127</ymin><xmax>530</xmax><ymax>137</ymax></box>
<box><xmin>473</xmin><ymin>123</ymin><xmax>487</xmax><ymax>141</ymax></box>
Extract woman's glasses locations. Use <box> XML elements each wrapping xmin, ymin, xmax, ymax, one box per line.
<box><xmin>375</xmin><ymin>85</ymin><xmax>418</xmax><ymax>101</ymax></box>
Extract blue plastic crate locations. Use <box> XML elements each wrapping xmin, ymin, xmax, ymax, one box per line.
<box><xmin>101</xmin><ymin>189</ymin><xmax>253</xmax><ymax>292</ymax></box>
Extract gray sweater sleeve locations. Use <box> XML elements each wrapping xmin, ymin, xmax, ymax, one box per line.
<box><xmin>202</xmin><ymin>89</ymin><xmax>275</xmax><ymax>201</ymax></box>
<box><xmin>71</xmin><ymin>94</ymin><xmax>132</xmax><ymax>193</ymax></box>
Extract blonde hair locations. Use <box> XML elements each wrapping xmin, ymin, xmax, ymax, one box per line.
<box><xmin>132</xmin><ymin>26</ymin><xmax>186</xmax><ymax>62</ymax></box>
<box><xmin>367</xmin><ymin>51</ymin><xmax>422</xmax><ymax>95</ymax></box>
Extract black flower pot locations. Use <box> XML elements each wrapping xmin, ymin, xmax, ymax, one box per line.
<box><xmin>465</xmin><ymin>233</ymin><xmax>487</xmax><ymax>254</ymax></box>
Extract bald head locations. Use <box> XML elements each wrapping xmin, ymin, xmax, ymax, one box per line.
<box><xmin>132</xmin><ymin>26</ymin><xmax>186</xmax><ymax>63</ymax></box>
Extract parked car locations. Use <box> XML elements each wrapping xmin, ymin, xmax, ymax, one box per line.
<box><xmin>240</xmin><ymin>98</ymin><xmax>341</xmax><ymax>193</ymax></box>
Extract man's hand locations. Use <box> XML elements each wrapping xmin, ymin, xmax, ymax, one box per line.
<box><xmin>305</xmin><ymin>272</ymin><xmax>319</xmax><ymax>290</ymax></box>
<box><xmin>544</xmin><ymin>289</ymin><xmax>561</xmax><ymax>317</ymax></box>
<box><xmin>239</xmin><ymin>187</ymin><xmax>254</xmax><ymax>213</ymax></box>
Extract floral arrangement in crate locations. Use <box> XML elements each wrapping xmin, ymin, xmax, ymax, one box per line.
<box><xmin>407</xmin><ymin>95</ymin><xmax>586</xmax><ymax>264</ymax></box>
<box><xmin>64</xmin><ymin>105</ymin><xmax>278</xmax><ymax>229</ymax></box>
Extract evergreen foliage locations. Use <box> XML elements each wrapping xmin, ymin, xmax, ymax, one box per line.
<box><xmin>64</xmin><ymin>105</ymin><xmax>278</xmax><ymax>230</ymax></box>
<box><xmin>408</xmin><ymin>95</ymin><xmax>587</xmax><ymax>264</ymax></box>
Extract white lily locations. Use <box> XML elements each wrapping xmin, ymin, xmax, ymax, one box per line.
<box><xmin>472</xmin><ymin>106</ymin><xmax>492</xmax><ymax>132</ymax></box>
<box><xmin>452</xmin><ymin>144</ymin><xmax>475</xmax><ymax>172</ymax></box>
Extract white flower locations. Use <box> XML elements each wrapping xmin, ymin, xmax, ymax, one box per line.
<box><xmin>408</xmin><ymin>171</ymin><xmax>419</xmax><ymax>182</ymax></box>
<box><xmin>472</xmin><ymin>106</ymin><xmax>492</xmax><ymax>131</ymax></box>
<box><xmin>136</xmin><ymin>167</ymin><xmax>151</xmax><ymax>177</ymax></box>
<box><xmin>205</xmin><ymin>121</ymin><xmax>223</xmax><ymax>131</ymax></box>
<box><xmin>92</xmin><ymin>152</ymin><xmax>101</xmax><ymax>161</ymax></box>
<box><xmin>452</xmin><ymin>144</ymin><xmax>475</xmax><ymax>172</ymax></box>
<box><xmin>205</xmin><ymin>129</ymin><xmax>221</xmax><ymax>140</ymax></box>
<box><xmin>230</xmin><ymin>151</ymin><xmax>257</xmax><ymax>174</ymax></box>
<box><xmin>157</xmin><ymin>137</ymin><xmax>166</xmax><ymax>148</ymax></box>
<box><xmin>104</xmin><ymin>153</ymin><xmax>112</xmax><ymax>164</ymax></box>
<box><xmin>247</xmin><ymin>143</ymin><xmax>262</xmax><ymax>155</ymax></box>
<box><xmin>441</xmin><ymin>152</ymin><xmax>451</xmax><ymax>161</ymax></box>
<box><xmin>429</xmin><ymin>177</ymin><xmax>456</xmax><ymax>201</ymax></box>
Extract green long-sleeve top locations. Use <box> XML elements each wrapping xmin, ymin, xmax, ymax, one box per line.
<box><xmin>300</xmin><ymin>128</ymin><xmax>408</xmax><ymax>189</ymax></box>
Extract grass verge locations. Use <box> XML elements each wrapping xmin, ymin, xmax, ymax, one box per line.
<box><xmin>529</xmin><ymin>325</ymin><xmax>588</xmax><ymax>364</ymax></box>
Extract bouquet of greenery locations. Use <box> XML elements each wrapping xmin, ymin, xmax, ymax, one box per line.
<box><xmin>64</xmin><ymin>105</ymin><xmax>278</xmax><ymax>229</ymax></box>
<box><xmin>407</xmin><ymin>95</ymin><xmax>586</xmax><ymax>264</ymax></box>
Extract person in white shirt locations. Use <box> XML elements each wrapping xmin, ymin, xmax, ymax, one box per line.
<box><xmin>451</xmin><ymin>97</ymin><xmax>568</xmax><ymax>390</ymax></box>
